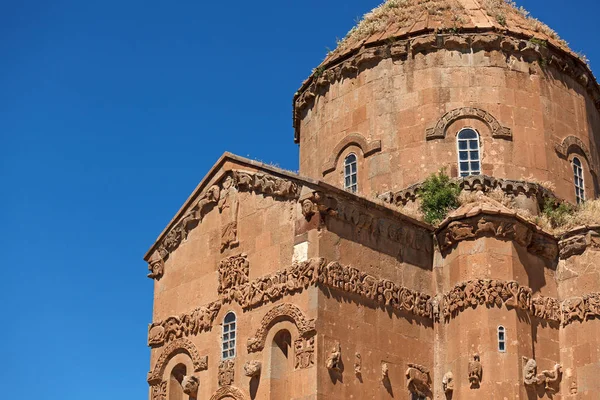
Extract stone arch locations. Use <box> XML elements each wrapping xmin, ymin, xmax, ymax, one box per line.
<box><xmin>555</xmin><ymin>135</ymin><xmax>598</xmax><ymax>171</ymax></box>
<box><xmin>426</xmin><ymin>107</ymin><xmax>512</xmax><ymax>140</ymax></box>
<box><xmin>322</xmin><ymin>133</ymin><xmax>382</xmax><ymax>175</ymax></box>
<box><xmin>246</xmin><ymin>303</ymin><xmax>316</xmax><ymax>353</ymax></box>
<box><xmin>147</xmin><ymin>338</ymin><xmax>208</xmax><ymax>385</ymax></box>
<box><xmin>209</xmin><ymin>385</ymin><xmax>247</xmax><ymax>400</ymax></box>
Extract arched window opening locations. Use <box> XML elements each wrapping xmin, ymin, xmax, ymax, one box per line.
<box><xmin>169</xmin><ymin>364</ymin><xmax>187</xmax><ymax>400</ymax></box>
<box><xmin>498</xmin><ymin>326</ymin><xmax>506</xmax><ymax>352</ymax></box>
<box><xmin>457</xmin><ymin>129</ymin><xmax>481</xmax><ymax>177</ymax></box>
<box><xmin>222</xmin><ymin>312</ymin><xmax>236</xmax><ymax>360</ymax></box>
<box><xmin>344</xmin><ymin>153</ymin><xmax>358</xmax><ymax>193</ymax></box>
<box><xmin>270</xmin><ymin>330</ymin><xmax>292</xmax><ymax>398</ymax></box>
<box><xmin>573</xmin><ymin>157</ymin><xmax>585</xmax><ymax>204</ymax></box>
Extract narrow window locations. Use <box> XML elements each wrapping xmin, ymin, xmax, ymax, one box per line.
<box><xmin>498</xmin><ymin>326</ymin><xmax>506</xmax><ymax>352</ymax></box>
<box><xmin>573</xmin><ymin>157</ymin><xmax>585</xmax><ymax>204</ymax></box>
<box><xmin>457</xmin><ymin>129</ymin><xmax>481</xmax><ymax>177</ymax></box>
<box><xmin>344</xmin><ymin>153</ymin><xmax>358</xmax><ymax>193</ymax></box>
<box><xmin>222</xmin><ymin>312</ymin><xmax>236</xmax><ymax>359</ymax></box>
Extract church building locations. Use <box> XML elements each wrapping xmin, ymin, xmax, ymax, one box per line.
<box><xmin>144</xmin><ymin>1</ymin><xmax>600</xmax><ymax>398</ymax></box>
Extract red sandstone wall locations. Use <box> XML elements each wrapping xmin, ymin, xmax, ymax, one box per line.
<box><xmin>298</xmin><ymin>46</ymin><xmax>599</xmax><ymax>204</ymax></box>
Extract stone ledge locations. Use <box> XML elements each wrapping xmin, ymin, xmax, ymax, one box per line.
<box><xmin>559</xmin><ymin>226</ymin><xmax>600</xmax><ymax>259</ymax></box>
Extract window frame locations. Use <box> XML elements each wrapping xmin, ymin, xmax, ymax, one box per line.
<box><xmin>343</xmin><ymin>153</ymin><xmax>358</xmax><ymax>193</ymax></box>
<box><xmin>222</xmin><ymin>311</ymin><xmax>237</xmax><ymax>360</ymax></box>
<box><xmin>573</xmin><ymin>157</ymin><xmax>585</xmax><ymax>204</ymax></box>
<box><xmin>456</xmin><ymin>128</ymin><xmax>482</xmax><ymax>177</ymax></box>
<box><xmin>497</xmin><ymin>325</ymin><xmax>506</xmax><ymax>353</ymax></box>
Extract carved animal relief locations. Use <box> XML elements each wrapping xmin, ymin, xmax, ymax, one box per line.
<box><xmin>522</xmin><ymin>357</ymin><xmax>562</xmax><ymax>394</ymax></box>
<box><xmin>243</xmin><ymin>360</ymin><xmax>262</xmax><ymax>378</ymax></box>
<box><xmin>468</xmin><ymin>354</ymin><xmax>483</xmax><ymax>389</ymax></box>
<box><xmin>219</xmin><ymin>359</ymin><xmax>235</xmax><ymax>387</ymax></box>
<box><xmin>182</xmin><ymin>375</ymin><xmax>199</xmax><ymax>398</ymax></box>
<box><xmin>406</xmin><ymin>363</ymin><xmax>431</xmax><ymax>397</ymax></box>
<box><xmin>294</xmin><ymin>336</ymin><xmax>315</xmax><ymax>370</ymax></box>
<box><xmin>442</xmin><ymin>371</ymin><xmax>454</xmax><ymax>394</ymax></box>
<box><xmin>326</xmin><ymin>343</ymin><xmax>342</xmax><ymax>372</ymax></box>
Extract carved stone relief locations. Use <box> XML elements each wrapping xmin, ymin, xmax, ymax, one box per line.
<box><xmin>182</xmin><ymin>375</ymin><xmax>199</xmax><ymax>398</ymax></box>
<box><xmin>321</xmin><ymin>133</ymin><xmax>382</xmax><ymax>175</ymax></box>
<box><xmin>442</xmin><ymin>371</ymin><xmax>454</xmax><ymax>394</ymax></box>
<box><xmin>218</xmin><ymin>254</ymin><xmax>249</xmax><ymax>300</ymax></box>
<box><xmin>426</xmin><ymin>107</ymin><xmax>512</xmax><ymax>140</ymax></box>
<box><xmin>354</xmin><ymin>353</ymin><xmax>362</xmax><ymax>376</ymax></box>
<box><xmin>146</xmin><ymin>169</ymin><xmax>301</xmax><ymax>279</ymax></box>
<box><xmin>381</xmin><ymin>362</ymin><xmax>389</xmax><ymax>382</ymax></box>
<box><xmin>148</xmin><ymin>301</ymin><xmax>222</xmax><ymax>347</ymax></box>
<box><xmin>247</xmin><ymin>303</ymin><xmax>316</xmax><ymax>353</ymax></box>
<box><xmin>559</xmin><ymin>229</ymin><xmax>600</xmax><ymax>259</ymax></box>
<box><xmin>150</xmin><ymin>381</ymin><xmax>167</xmax><ymax>400</ymax></box>
<box><xmin>147</xmin><ymin>338</ymin><xmax>208</xmax><ymax>385</ymax></box>
<box><xmin>294</xmin><ymin>336</ymin><xmax>315</xmax><ymax>369</ymax></box>
<box><xmin>219</xmin><ymin>359</ymin><xmax>235</xmax><ymax>387</ymax></box>
<box><xmin>522</xmin><ymin>357</ymin><xmax>562</xmax><ymax>394</ymax></box>
<box><xmin>468</xmin><ymin>354</ymin><xmax>482</xmax><ymax>389</ymax></box>
<box><xmin>406</xmin><ymin>363</ymin><xmax>431</xmax><ymax>397</ymax></box>
<box><xmin>243</xmin><ymin>360</ymin><xmax>262</xmax><ymax>378</ymax></box>
<box><xmin>208</xmin><ymin>385</ymin><xmax>247</xmax><ymax>400</ymax></box>
<box><xmin>326</xmin><ymin>343</ymin><xmax>342</xmax><ymax>372</ymax></box>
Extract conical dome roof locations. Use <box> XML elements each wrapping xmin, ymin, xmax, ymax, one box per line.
<box><xmin>320</xmin><ymin>0</ymin><xmax>575</xmax><ymax>67</ymax></box>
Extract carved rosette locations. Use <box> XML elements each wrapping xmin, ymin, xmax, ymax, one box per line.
<box><xmin>146</xmin><ymin>169</ymin><xmax>302</xmax><ymax>279</ymax></box>
<box><xmin>294</xmin><ymin>336</ymin><xmax>315</xmax><ymax>369</ymax></box>
<box><xmin>219</xmin><ymin>359</ymin><xmax>235</xmax><ymax>387</ymax></box>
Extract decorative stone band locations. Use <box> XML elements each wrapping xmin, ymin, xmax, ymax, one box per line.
<box><xmin>426</xmin><ymin>107</ymin><xmax>512</xmax><ymax>141</ymax></box>
<box><xmin>147</xmin><ymin>261</ymin><xmax>600</xmax><ymax>350</ymax></box>
<box><xmin>148</xmin><ymin>301</ymin><xmax>222</xmax><ymax>347</ymax></box>
<box><xmin>147</xmin><ymin>338</ymin><xmax>208</xmax><ymax>385</ymax></box>
<box><xmin>559</xmin><ymin>226</ymin><xmax>600</xmax><ymax>259</ymax></box>
<box><xmin>379</xmin><ymin>175</ymin><xmax>554</xmax><ymax>208</ymax></box>
<box><xmin>208</xmin><ymin>386</ymin><xmax>247</xmax><ymax>400</ymax></box>
<box><xmin>321</xmin><ymin>133</ymin><xmax>382</xmax><ymax>176</ymax></box>
<box><xmin>555</xmin><ymin>135</ymin><xmax>600</xmax><ymax>176</ymax></box>
<box><xmin>150</xmin><ymin>381</ymin><xmax>167</xmax><ymax>400</ymax></box>
<box><xmin>146</xmin><ymin>169</ymin><xmax>301</xmax><ymax>280</ymax></box>
<box><xmin>293</xmin><ymin>33</ymin><xmax>599</xmax><ymax>141</ymax></box>
<box><xmin>436</xmin><ymin>210</ymin><xmax>558</xmax><ymax>261</ymax></box>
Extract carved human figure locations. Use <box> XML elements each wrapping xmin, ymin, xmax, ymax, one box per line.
<box><xmin>442</xmin><ymin>371</ymin><xmax>454</xmax><ymax>394</ymax></box>
<box><xmin>381</xmin><ymin>362</ymin><xmax>389</xmax><ymax>382</ymax></box>
<box><xmin>219</xmin><ymin>175</ymin><xmax>240</xmax><ymax>251</ymax></box>
<box><xmin>182</xmin><ymin>375</ymin><xmax>199</xmax><ymax>398</ymax></box>
<box><xmin>326</xmin><ymin>343</ymin><xmax>342</xmax><ymax>372</ymax></box>
<box><xmin>147</xmin><ymin>251</ymin><xmax>165</xmax><ymax>279</ymax></box>
<box><xmin>522</xmin><ymin>357</ymin><xmax>538</xmax><ymax>386</ymax></box>
<box><xmin>468</xmin><ymin>354</ymin><xmax>482</xmax><ymax>388</ymax></box>
<box><xmin>354</xmin><ymin>353</ymin><xmax>362</xmax><ymax>376</ymax></box>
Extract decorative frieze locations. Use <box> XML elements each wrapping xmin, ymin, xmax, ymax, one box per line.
<box><xmin>148</xmin><ymin>301</ymin><xmax>221</xmax><ymax>347</ymax></box>
<box><xmin>208</xmin><ymin>386</ymin><xmax>246</xmax><ymax>400</ymax></box>
<box><xmin>218</xmin><ymin>359</ymin><xmax>235</xmax><ymax>387</ymax></box>
<box><xmin>146</xmin><ymin>170</ymin><xmax>301</xmax><ymax>280</ymax></box>
<box><xmin>426</xmin><ymin>107</ymin><xmax>512</xmax><ymax>141</ymax></box>
<box><xmin>294</xmin><ymin>336</ymin><xmax>315</xmax><ymax>369</ymax></box>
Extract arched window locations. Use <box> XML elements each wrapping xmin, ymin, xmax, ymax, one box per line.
<box><xmin>222</xmin><ymin>312</ymin><xmax>236</xmax><ymax>360</ymax></box>
<box><xmin>169</xmin><ymin>364</ymin><xmax>187</xmax><ymax>400</ymax></box>
<box><xmin>573</xmin><ymin>157</ymin><xmax>585</xmax><ymax>204</ymax></box>
<box><xmin>344</xmin><ymin>153</ymin><xmax>358</xmax><ymax>193</ymax></box>
<box><xmin>498</xmin><ymin>326</ymin><xmax>506</xmax><ymax>352</ymax></box>
<box><xmin>270</xmin><ymin>330</ymin><xmax>292</xmax><ymax>398</ymax></box>
<box><xmin>457</xmin><ymin>129</ymin><xmax>481</xmax><ymax>177</ymax></box>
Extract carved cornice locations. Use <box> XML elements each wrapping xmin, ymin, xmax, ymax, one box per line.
<box><xmin>209</xmin><ymin>386</ymin><xmax>247</xmax><ymax>400</ymax></box>
<box><xmin>379</xmin><ymin>175</ymin><xmax>555</xmax><ymax>208</ymax></box>
<box><xmin>436</xmin><ymin>210</ymin><xmax>558</xmax><ymax>261</ymax></box>
<box><xmin>559</xmin><ymin>226</ymin><xmax>600</xmax><ymax>259</ymax></box>
<box><xmin>148</xmin><ymin>301</ymin><xmax>221</xmax><ymax>347</ymax></box>
<box><xmin>294</xmin><ymin>32</ymin><xmax>600</xmax><ymax>142</ymax></box>
<box><xmin>321</xmin><ymin>133</ymin><xmax>382</xmax><ymax>176</ymax></box>
<box><xmin>426</xmin><ymin>107</ymin><xmax>512</xmax><ymax>140</ymax></box>
<box><xmin>147</xmin><ymin>338</ymin><xmax>208</xmax><ymax>385</ymax></box>
<box><xmin>247</xmin><ymin>303</ymin><xmax>316</xmax><ymax>353</ymax></box>
<box><xmin>147</xmin><ymin>169</ymin><xmax>301</xmax><ymax>280</ymax></box>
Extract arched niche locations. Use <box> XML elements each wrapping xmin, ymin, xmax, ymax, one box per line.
<box><xmin>322</xmin><ymin>133</ymin><xmax>382</xmax><ymax>176</ymax></box>
<box><xmin>246</xmin><ymin>303</ymin><xmax>316</xmax><ymax>353</ymax></box>
<box><xmin>555</xmin><ymin>135</ymin><xmax>599</xmax><ymax>195</ymax></box>
<box><xmin>148</xmin><ymin>338</ymin><xmax>208</xmax><ymax>385</ymax></box>
<box><xmin>426</xmin><ymin>107</ymin><xmax>512</xmax><ymax>141</ymax></box>
<box><xmin>208</xmin><ymin>386</ymin><xmax>247</xmax><ymax>400</ymax></box>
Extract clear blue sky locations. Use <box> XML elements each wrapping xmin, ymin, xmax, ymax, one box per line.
<box><xmin>1</xmin><ymin>1</ymin><xmax>597</xmax><ymax>398</ymax></box>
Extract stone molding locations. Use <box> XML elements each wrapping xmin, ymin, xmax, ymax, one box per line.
<box><xmin>559</xmin><ymin>226</ymin><xmax>600</xmax><ymax>259</ymax></box>
<box><xmin>247</xmin><ymin>303</ymin><xmax>316</xmax><ymax>353</ymax></box>
<box><xmin>436</xmin><ymin>210</ymin><xmax>558</xmax><ymax>261</ymax></box>
<box><xmin>379</xmin><ymin>175</ymin><xmax>554</xmax><ymax>208</ymax></box>
<box><xmin>293</xmin><ymin>32</ymin><xmax>600</xmax><ymax>142</ymax></box>
<box><xmin>321</xmin><ymin>133</ymin><xmax>382</xmax><ymax>176</ymax></box>
<box><xmin>555</xmin><ymin>135</ymin><xmax>599</xmax><ymax>175</ymax></box>
<box><xmin>209</xmin><ymin>386</ymin><xmax>247</xmax><ymax>400</ymax></box>
<box><xmin>147</xmin><ymin>169</ymin><xmax>301</xmax><ymax>280</ymax></box>
<box><xmin>147</xmin><ymin>338</ymin><xmax>208</xmax><ymax>385</ymax></box>
<box><xmin>148</xmin><ymin>301</ymin><xmax>221</xmax><ymax>347</ymax></box>
<box><xmin>150</xmin><ymin>381</ymin><xmax>167</xmax><ymax>400</ymax></box>
<box><xmin>425</xmin><ymin>107</ymin><xmax>512</xmax><ymax>141</ymax></box>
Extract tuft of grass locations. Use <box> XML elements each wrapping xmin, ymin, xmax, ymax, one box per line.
<box><xmin>541</xmin><ymin>198</ymin><xmax>574</xmax><ymax>228</ymax></box>
<box><xmin>419</xmin><ymin>168</ymin><xmax>461</xmax><ymax>224</ymax></box>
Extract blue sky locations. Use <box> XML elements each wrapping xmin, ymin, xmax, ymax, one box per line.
<box><xmin>1</xmin><ymin>1</ymin><xmax>598</xmax><ymax>398</ymax></box>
